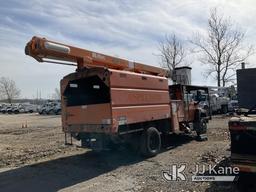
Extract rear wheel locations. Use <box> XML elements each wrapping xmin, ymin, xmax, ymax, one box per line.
<box><xmin>140</xmin><ymin>127</ymin><xmax>161</xmax><ymax>157</ymax></box>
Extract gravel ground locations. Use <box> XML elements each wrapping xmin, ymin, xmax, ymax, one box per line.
<box><xmin>0</xmin><ymin>113</ymin><xmax>255</xmax><ymax>192</ymax></box>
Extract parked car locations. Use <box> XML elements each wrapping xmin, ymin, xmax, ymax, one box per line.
<box><xmin>54</xmin><ymin>103</ymin><xmax>61</xmax><ymax>115</ymax></box>
<box><xmin>1</xmin><ymin>107</ymin><xmax>8</xmax><ymax>113</ymax></box>
<box><xmin>11</xmin><ymin>106</ymin><xmax>20</xmax><ymax>114</ymax></box>
<box><xmin>0</xmin><ymin>105</ymin><xmax>8</xmax><ymax>114</ymax></box>
<box><xmin>21</xmin><ymin>103</ymin><xmax>37</xmax><ymax>113</ymax></box>
<box><xmin>0</xmin><ymin>103</ymin><xmax>38</xmax><ymax>114</ymax></box>
<box><xmin>6</xmin><ymin>105</ymin><xmax>14</xmax><ymax>114</ymax></box>
<box><xmin>38</xmin><ymin>103</ymin><xmax>50</xmax><ymax>115</ymax></box>
<box><xmin>38</xmin><ymin>102</ymin><xmax>60</xmax><ymax>115</ymax></box>
<box><xmin>0</xmin><ymin>104</ymin><xmax>6</xmax><ymax>113</ymax></box>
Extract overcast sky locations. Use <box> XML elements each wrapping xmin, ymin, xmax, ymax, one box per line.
<box><xmin>1</xmin><ymin>0</ymin><xmax>256</xmax><ymax>99</ymax></box>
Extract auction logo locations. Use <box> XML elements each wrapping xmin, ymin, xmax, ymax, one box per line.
<box><xmin>162</xmin><ymin>164</ymin><xmax>239</xmax><ymax>182</ymax></box>
<box><xmin>162</xmin><ymin>164</ymin><xmax>186</xmax><ymax>181</ymax></box>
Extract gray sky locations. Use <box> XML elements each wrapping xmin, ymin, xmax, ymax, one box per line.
<box><xmin>1</xmin><ymin>0</ymin><xmax>256</xmax><ymax>99</ymax></box>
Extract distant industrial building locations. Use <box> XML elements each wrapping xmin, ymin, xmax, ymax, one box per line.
<box><xmin>173</xmin><ymin>66</ymin><xmax>192</xmax><ymax>85</ymax></box>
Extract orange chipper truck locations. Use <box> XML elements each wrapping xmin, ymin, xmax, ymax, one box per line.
<box><xmin>25</xmin><ymin>36</ymin><xmax>210</xmax><ymax>157</ymax></box>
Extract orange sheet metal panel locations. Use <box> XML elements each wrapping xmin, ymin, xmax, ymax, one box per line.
<box><xmin>111</xmin><ymin>88</ymin><xmax>169</xmax><ymax>106</ymax></box>
<box><xmin>63</xmin><ymin>103</ymin><xmax>112</xmax><ymax>129</ymax></box>
<box><xmin>187</xmin><ymin>103</ymin><xmax>197</xmax><ymax>121</ymax></box>
<box><xmin>171</xmin><ymin>100</ymin><xmax>185</xmax><ymax>122</ymax></box>
<box><xmin>109</xmin><ymin>69</ymin><xmax>168</xmax><ymax>90</ymax></box>
<box><xmin>61</xmin><ymin>68</ymin><xmax>171</xmax><ymax>134</ymax></box>
<box><xmin>112</xmin><ymin>104</ymin><xmax>171</xmax><ymax>128</ymax></box>
<box><xmin>109</xmin><ymin>69</ymin><xmax>171</xmax><ymax>131</ymax></box>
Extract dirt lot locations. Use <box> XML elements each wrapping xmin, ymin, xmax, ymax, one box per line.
<box><xmin>0</xmin><ymin>113</ymin><xmax>255</xmax><ymax>192</ymax></box>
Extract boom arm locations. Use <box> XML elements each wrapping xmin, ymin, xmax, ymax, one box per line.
<box><xmin>25</xmin><ymin>36</ymin><xmax>168</xmax><ymax>76</ymax></box>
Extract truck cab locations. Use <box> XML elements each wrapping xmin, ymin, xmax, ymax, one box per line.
<box><xmin>169</xmin><ymin>84</ymin><xmax>210</xmax><ymax>137</ymax></box>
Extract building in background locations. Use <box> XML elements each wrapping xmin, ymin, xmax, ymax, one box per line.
<box><xmin>173</xmin><ymin>66</ymin><xmax>192</xmax><ymax>85</ymax></box>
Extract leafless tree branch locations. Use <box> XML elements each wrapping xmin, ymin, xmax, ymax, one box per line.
<box><xmin>190</xmin><ymin>8</ymin><xmax>254</xmax><ymax>87</ymax></box>
<box><xmin>159</xmin><ymin>33</ymin><xmax>188</xmax><ymax>72</ymax></box>
<box><xmin>0</xmin><ymin>77</ymin><xmax>20</xmax><ymax>103</ymax></box>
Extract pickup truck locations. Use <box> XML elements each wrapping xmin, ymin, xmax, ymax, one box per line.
<box><xmin>198</xmin><ymin>93</ymin><xmax>229</xmax><ymax>114</ymax></box>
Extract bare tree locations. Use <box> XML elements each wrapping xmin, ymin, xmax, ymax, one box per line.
<box><xmin>0</xmin><ymin>77</ymin><xmax>20</xmax><ymax>103</ymax></box>
<box><xmin>52</xmin><ymin>88</ymin><xmax>61</xmax><ymax>100</ymax></box>
<box><xmin>191</xmin><ymin>8</ymin><xmax>254</xmax><ymax>87</ymax></box>
<box><xmin>159</xmin><ymin>34</ymin><xmax>187</xmax><ymax>73</ymax></box>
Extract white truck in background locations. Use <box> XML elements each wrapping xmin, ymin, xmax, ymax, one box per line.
<box><xmin>210</xmin><ymin>93</ymin><xmax>229</xmax><ymax>114</ymax></box>
<box><xmin>198</xmin><ymin>93</ymin><xmax>229</xmax><ymax>114</ymax></box>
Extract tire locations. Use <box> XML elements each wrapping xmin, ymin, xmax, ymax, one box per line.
<box><xmin>140</xmin><ymin>127</ymin><xmax>161</xmax><ymax>157</ymax></box>
<box><xmin>48</xmin><ymin>110</ymin><xmax>55</xmax><ymax>115</ymax></box>
<box><xmin>221</xmin><ymin>105</ymin><xmax>228</xmax><ymax>114</ymax></box>
<box><xmin>42</xmin><ymin>110</ymin><xmax>47</xmax><ymax>115</ymax></box>
<box><xmin>197</xmin><ymin>118</ymin><xmax>207</xmax><ymax>135</ymax></box>
<box><xmin>55</xmin><ymin>109</ymin><xmax>61</xmax><ymax>115</ymax></box>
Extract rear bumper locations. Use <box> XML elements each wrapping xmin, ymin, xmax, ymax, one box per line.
<box><xmin>64</xmin><ymin>124</ymin><xmax>113</xmax><ymax>133</ymax></box>
<box><xmin>79</xmin><ymin>132</ymin><xmax>119</xmax><ymax>150</ymax></box>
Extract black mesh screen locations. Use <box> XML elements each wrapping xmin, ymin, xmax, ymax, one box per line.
<box><xmin>64</xmin><ymin>76</ymin><xmax>110</xmax><ymax>106</ymax></box>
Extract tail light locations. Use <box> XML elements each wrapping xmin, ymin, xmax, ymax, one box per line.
<box><xmin>229</xmin><ymin>122</ymin><xmax>246</xmax><ymax>131</ymax></box>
